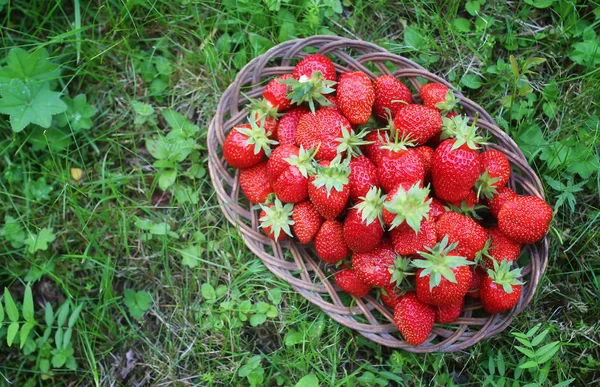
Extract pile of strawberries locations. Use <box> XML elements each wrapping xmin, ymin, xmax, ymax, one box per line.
<box><xmin>222</xmin><ymin>54</ymin><xmax>553</xmax><ymax>346</ymax></box>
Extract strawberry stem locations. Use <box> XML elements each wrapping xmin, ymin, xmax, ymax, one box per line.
<box><xmin>354</xmin><ymin>186</ymin><xmax>385</xmax><ymax>226</ymax></box>
<box><xmin>487</xmin><ymin>260</ymin><xmax>524</xmax><ymax>294</ymax></box>
<box><xmin>311</xmin><ymin>155</ymin><xmax>350</xmax><ymax>196</ymax></box>
<box><xmin>383</xmin><ymin>183</ymin><xmax>432</xmax><ymax>231</ymax></box>
<box><xmin>280</xmin><ymin>71</ymin><xmax>337</xmax><ymax>113</ymax></box>
<box><xmin>236</xmin><ymin>119</ymin><xmax>278</xmax><ymax>156</ymax></box>
<box><xmin>259</xmin><ymin>198</ymin><xmax>295</xmax><ymax>240</ymax></box>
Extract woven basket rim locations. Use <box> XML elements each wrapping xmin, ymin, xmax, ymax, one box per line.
<box><xmin>207</xmin><ymin>35</ymin><xmax>549</xmax><ymax>352</ymax></box>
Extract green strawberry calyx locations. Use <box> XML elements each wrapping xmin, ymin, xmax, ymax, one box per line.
<box><xmin>435</xmin><ymin>89</ymin><xmax>457</xmax><ymax>115</ymax></box>
<box><xmin>443</xmin><ymin>201</ymin><xmax>487</xmax><ymax>220</ymax></box>
<box><xmin>285</xmin><ymin>145</ymin><xmax>318</xmax><ymax>178</ymax></box>
<box><xmin>380</xmin><ymin>130</ymin><xmax>416</xmax><ymax>153</ymax></box>
<box><xmin>279</xmin><ymin>71</ymin><xmax>337</xmax><ymax>113</ymax></box>
<box><xmin>383</xmin><ymin>182</ymin><xmax>432</xmax><ymax>232</ymax></box>
<box><xmin>247</xmin><ymin>96</ymin><xmax>283</xmax><ymax>120</ymax></box>
<box><xmin>311</xmin><ymin>155</ymin><xmax>350</xmax><ymax>197</ymax></box>
<box><xmin>336</xmin><ymin>126</ymin><xmax>373</xmax><ymax>159</ymax></box>
<box><xmin>413</xmin><ymin>235</ymin><xmax>474</xmax><ymax>291</ymax></box>
<box><xmin>236</xmin><ymin>119</ymin><xmax>278</xmax><ymax>156</ymax></box>
<box><xmin>487</xmin><ymin>260</ymin><xmax>524</xmax><ymax>294</ymax></box>
<box><xmin>354</xmin><ymin>186</ymin><xmax>386</xmax><ymax>226</ymax></box>
<box><xmin>259</xmin><ymin>198</ymin><xmax>295</xmax><ymax>241</ymax></box>
<box><xmin>474</xmin><ymin>169</ymin><xmax>501</xmax><ymax>199</ymax></box>
<box><xmin>441</xmin><ymin>114</ymin><xmax>487</xmax><ymax>151</ymax></box>
<box><xmin>388</xmin><ymin>256</ymin><xmax>415</xmax><ymax>287</ymax></box>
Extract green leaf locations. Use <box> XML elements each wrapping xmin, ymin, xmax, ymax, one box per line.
<box><xmin>460</xmin><ymin>73</ymin><xmax>482</xmax><ymax>89</ymax></box>
<box><xmin>453</xmin><ymin>18</ymin><xmax>471</xmax><ymax>32</ymax></box>
<box><xmin>23</xmin><ymin>285</ymin><xmax>34</xmax><ymax>323</ymax></box>
<box><xmin>256</xmin><ymin>302</ymin><xmax>270</xmax><ymax>314</ymax></box>
<box><xmin>0</xmin><ymin>47</ymin><xmax>59</xmax><ymax>84</ymax></box>
<box><xmin>295</xmin><ymin>373</ymin><xmax>319</xmax><ymax>387</ymax></box>
<box><xmin>519</xmin><ymin>360</ymin><xmax>539</xmax><ymax>369</ymax></box>
<box><xmin>0</xmin><ymin>79</ymin><xmax>67</xmax><ymax>132</ymax></box>
<box><xmin>201</xmin><ymin>283</ymin><xmax>216</xmax><ymax>302</ymax></box>
<box><xmin>569</xmin><ymin>40</ymin><xmax>600</xmax><ymax>68</ymax></box>
<box><xmin>553</xmin><ymin>379</ymin><xmax>576</xmax><ymax>387</ymax></box>
<box><xmin>20</xmin><ymin>322</ymin><xmax>35</xmax><ymax>349</ymax></box>
<box><xmin>535</xmin><ymin>341</ymin><xmax>561</xmax><ymax>364</ymax></box>
<box><xmin>28</xmin><ymin>126</ymin><xmax>72</xmax><ymax>151</ymax></box>
<box><xmin>39</xmin><ymin>358</ymin><xmax>50</xmax><ymax>373</ymax></box>
<box><xmin>514</xmin><ymin>345</ymin><xmax>535</xmax><ymax>358</ymax></box>
<box><xmin>0</xmin><ymin>215</ymin><xmax>26</xmax><ymax>248</ymax></box>
<box><xmin>285</xmin><ymin>330</ymin><xmax>305</xmax><ymax>346</ymax></box>
<box><xmin>154</xmin><ymin>56</ymin><xmax>173</xmax><ymax>75</ymax></box>
<box><xmin>149</xmin><ymin>222</ymin><xmax>172</xmax><ymax>236</ymax></box>
<box><xmin>524</xmin><ymin>0</ymin><xmax>554</xmax><ymax>8</ymax></box>
<box><xmin>278</xmin><ymin>10</ymin><xmax>297</xmax><ymax>42</ymax></box>
<box><xmin>68</xmin><ymin>304</ymin><xmax>84</xmax><ymax>328</ymax></box>
<box><xmin>267</xmin><ymin>288</ymin><xmax>282</xmax><ymax>305</ymax></box>
<box><xmin>45</xmin><ymin>302</ymin><xmax>54</xmax><ymax>326</ymax></box>
<box><xmin>7</xmin><ymin>322</ymin><xmax>19</xmax><ymax>346</ymax></box>
<box><xmin>249</xmin><ymin>313</ymin><xmax>267</xmax><ymax>327</ymax></box>
<box><xmin>24</xmin><ymin>227</ymin><xmax>56</xmax><ymax>253</ymax></box>
<box><xmin>131</xmin><ymin>100</ymin><xmax>154</xmax><ymax>116</ymax></box>
<box><xmin>157</xmin><ymin>169</ymin><xmax>177</xmax><ymax>190</ymax></box>
<box><xmin>180</xmin><ymin>245</ymin><xmax>203</xmax><ymax>268</ymax></box>
<box><xmin>56</xmin><ymin>94</ymin><xmax>96</xmax><ymax>131</ymax></box>
<box><xmin>465</xmin><ymin>0</ymin><xmax>481</xmax><ymax>15</ymax></box>
<box><xmin>404</xmin><ymin>26</ymin><xmax>426</xmax><ymax>50</ymax></box>
<box><xmin>161</xmin><ymin>110</ymin><xmax>199</xmax><ymax>136</ymax></box>
<box><xmin>4</xmin><ymin>288</ymin><xmax>19</xmax><ymax>322</ymax></box>
<box><xmin>29</xmin><ymin>177</ymin><xmax>53</xmax><ymax>201</ymax></box>
<box><xmin>123</xmin><ymin>289</ymin><xmax>152</xmax><ymax>319</ymax></box>
<box><xmin>56</xmin><ymin>302</ymin><xmax>70</xmax><ymax>327</ymax></box>
<box><xmin>497</xmin><ymin>350</ymin><xmax>505</xmax><ymax>376</ymax></box>
<box><xmin>0</xmin><ymin>299</ymin><xmax>4</xmax><ymax>323</ymax></box>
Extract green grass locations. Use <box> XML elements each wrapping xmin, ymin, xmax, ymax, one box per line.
<box><xmin>0</xmin><ymin>0</ymin><xmax>599</xmax><ymax>385</ymax></box>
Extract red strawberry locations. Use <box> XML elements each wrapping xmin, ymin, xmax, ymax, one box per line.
<box><xmin>498</xmin><ymin>196</ymin><xmax>553</xmax><ymax>244</ymax></box>
<box><xmin>449</xmin><ymin>189</ymin><xmax>479</xmax><ymax>210</ymax></box>
<box><xmin>295</xmin><ymin>109</ymin><xmax>352</xmax><ymax>161</ymax></box>
<box><xmin>251</xmin><ymin>111</ymin><xmax>278</xmax><ymax>140</ymax></box>
<box><xmin>259</xmin><ymin>199</ymin><xmax>294</xmax><ymax>241</ymax></box>
<box><xmin>434</xmin><ymin>298</ymin><xmax>464</xmax><ymax>323</ymax></box>
<box><xmin>348</xmin><ymin>155</ymin><xmax>379</xmax><ymax>202</ymax></box>
<box><xmin>467</xmin><ymin>267</ymin><xmax>485</xmax><ymax>298</ymax></box>
<box><xmin>393</xmin><ymin>292</ymin><xmax>435</xmax><ymax>346</ymax></box>
<box><xmin>377</xmin><ymin>145</ymin><xmax>425</xmax><ymax>193</ymax></box>
<box><xmin>381</xmin><ymin>285</ymin><xmax>404</xmax><ymax>309</ymax></box>
<box><xmin>343</xmin><ymin>187</ymin><xmax>385</xmax><ymax>253</ymax></box>
<box><xmin>393</xmin><ymin>104</ymin><xmax>443</xmax><ymax>145</ymax></box>
<box><xmin>414</xmin><ymin>145</ymin><xmax>434</xmax><ymax>179</ymax></box>
<box><xmin>480</xmin><ymin>260</ymin><xmax>523</xmax><ymax>314</ymax></box>
<box><xmin>315</xmin><ymin>220</ymin><xmax>349</xmax><ymax>263</ymax></box>
<box><xmin>413</xmin><ymin>236</ymin><xmax>474</xmax><ymax>306</ymax></box>
<box><xmin>292</xmin><ymin>201</ymin><xmax>323</xmax><ymax>243</ymax></box>
<box><xmin>281</xmin><ymin>54</ymin><xmax>337</xmax><ymax>112</ymax></box>
<box><xmin>320</xmin><ymin>94</ymin><xmax>340</xmax><ymax>112</ymax></box>
<box><xmin>428</xmin><ymin>198</ymin><xmax>446</xmax><ymax>220</ymax></box>
<box><xmin>475</xmin><ymin>150</ymin><xmax>511</xmax><ymax>199</ymax></box>
<box><xmin>382</xmin><ymin>182</ymin><xmax>430</xmax><ymax>230</ymax></box>
<box><xmin>308</xmin><ymin>158</ymin><xmax>350</xmax><ymax>220</ymax></box>
<box><xmin>362</xmin><ymin>130</ymin><xmax>391</xmax><ymax>167</ymax></box>
<box><xmin>486</xmin><ymin>187</ymin><xmax>517</xmax><ymax>218</ymax></box>
<box><xmin>419</xmin><ymin>83</ymin><xmax>456</xmax><ymax>113</ymax></box>
<box><xmin>276</xmin><ymin>106</ymin><xmax>310</xmax><ymax>146</ymax></box>
<box><xmin>239</xmin><ymin>162</ymin><xmax>273</xmax><ymax>204</ymax></box>
<box><xmin>263</xmin><ymin>74</ymin><xmax>293</xmax><ymax>112</ymax></box>
<box><xmin>223</xmin><ymin>121</ymin><xmax>275</xmax><ymax>169</ymax></box>
<box><xmin>390</xmin><ymin>220</ymin><xmax>437</xmax><ymax>256</ymax></box>
<box><xmin>373</xmin><ymin>75</ymin><xmax>413</xmax><ymax>121</ymax></box>
<box><xmin>351</xmin><ymin>245</ymin><xmax>406</xmax><ymax>287</ymax></box>
<box><xmin>334</xmin><ymin>267</ymin><xmax>372</xmax><ymax>297</ymax></box>
<box><xmin>431</xmin><ymin>115</ymin><xmax>484</xmax><ymax>202</ymax></box>
<box><xmin>436</xmin><ymin>212</ymin><xmax>488</xmax><ymax>261</ymax></box>
<box><xmin>267</xmin><ymin>145</ymin><xmax>314</xmax><ymax>203</ymax></box>
<box><xmin>337</xmin><ymin>71</ymin><xmax>375</xmax><ymax>124</ymax></box>
<box><xmin>483</xmin><ymin>227</ymin><xmax>521</xmax><ymax>269</ymax></box>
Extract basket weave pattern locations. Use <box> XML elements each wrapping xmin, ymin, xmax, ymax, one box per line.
<box><xmin>207</xmin><ymin>36</ymin><xmax>549</xmax><ymax>352</ymax></box>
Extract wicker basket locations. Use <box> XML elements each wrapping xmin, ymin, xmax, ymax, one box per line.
<box><xmin>207</xmin><ymin>36</ymin><xmax>549</xmax><ymax>352</ymax></box>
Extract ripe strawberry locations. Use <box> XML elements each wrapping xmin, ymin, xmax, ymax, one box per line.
<box><xmin>413</xmin><ymin>236</ymin><xmax>474</xmax><ymax>306</ymax></box>
<box><xmin>482</xmin><ymin>227</ymin><xmax>521</xmax><ymax>269</ymax></box>
<box><xmin>348</xmin><ymin>155</ymin><xmax>379</xmax><ymax>202</ymax></box>
<box><xmin>393</xmin><ymin>104</ymin><xmax>443</xmax><ymax>145</ymax></box>
<box><xmin>352</xmin><ymin>245</ymin><xmax>409</xmax><ymax>287</ymax></box>
<box><xmin>239</xmin><ymin>162</ymin><xmax>273</xmax><ymax>204</ymax></box>
<box><xmin>428</xmin><ymin>198</ymin><xmax>446</xmax><ymax>220</ymax></box>
<box><xmin>334</xmin><ymin>267</ymin><xmax>372</xmax><ymax>297</ymax></box>
<box><xmin>475</xmin><ymin>150</ymin><xmax>511</xmax><ymax>199</ymax></box>
<box><xmin>315</xmin><ymin>220</ymin><xmax>349</xmax><ymax>263</ymax></box>
<box><xmin>292</xmin><ymin>200</ymin><xmax>323</xmax><ymax>243</ymax></box>
<box><xmin>337</xmin><ymin>71</ymin><xmax>375</xmax><ymax>124</ymax></box>
<box><xmin>390</xmin><ymin>220</ymin><xmax>437</xmax><ymax>256</ymax></box>
<box><xmin>448</xmin><ymin>189</ymin><xmax>479</xmax><ymax>210</ymax></box>
<box><xmin>362</xmin><ymin>130</ymin><xmax>391</xmax><ymax>166</ymax></box>
<box><xmin>486</xmin><ymin>186</ymin><xmax>517</xmax><ymax>218</ymax></box>
<box><xmin>381</xmin><ymin>285</ymin><xmax>404</xmax><ymax>309</ymax></box>
<box><xmin>343</xmin><ymin>187</ymin><xmax>385</xmax><ymax>253</ymax></box>
<box><xmin>267</xmin><ymin>145</ymin><xmax>314</xmax><ymax>203</ymax></box>
<box><xmin>251</xmin><ymin>111</ymin><xmax>279</xmax><ymax>140</ymax></box>
<box><xmin>377</xmin><ymin>143</ymin><xmax>425</xmax><ymax>193</ymax></box>
<box><xmin>281</xmin><ymin>54</ymin><xmax>337</xmax><ymax>112</ymax></box>
<box><xmin>263</xmin><ymin>74</ymin><xmax>293</xmax><ymax>112</ymax></box>
<box><xmin>393</xmin><ymin>292</ymin><xmax>435</xmax><ymax>346</ymax></box>
<box><xmin>431</xmin><ymin>115</ymin><xmax>484</xmax><ymax>202</ymax></box>
<box><xmin>382</xmin><ymin>181</ymin><xmax>430</xmax><ymax>230</ymax></box>
<box><xmin>259</xmin><ymin>199</ymin><xmax>294</xmax><ymax>241</ymax></box>
<box><xmin>419</xmin><ymin>83</ymin><xmax>456</xmax><ymax>114</ymax></box>
<box><xmin>373</xmin><ymin>75</ymin><xmax>413</xmax><ymax>121</ymax></box>
<box><xmin>308</xmin><ymin>158</ymin><xmax>350</xmax><ymax>220</ymax></box>
<box><xmin>276</xmin><ymin>106</ymin><xmax>310</xmax><ymax>146</ymax></box>
<box><xmin>295</xmin><ymin>109</ymin><xmax>352</xmax><ymax>161</ymax></box>
<box><xmin>467</xmin><ymin>267</ymin><xmax>485</xmax><ymax>299</ymax></box>
<box><xmin>414</xmin><ymin>145</ymin><xmax>434</xmax><ymax>179</ymax></box>
<box><xmin>223</xmin><ymin>121</ymin><xmax>276</xmax><ymax>169</ymax></box>
<box><xmin>436</xmin><ymin>212</ymin><xmax>488</xmax><ymax>261</ymax></box>
<box><xmin>480</xmin><ymin>260</ymin><xmax>523</xmax><ymax>314</ymax></box>
<box><xmin>434</xmin><ymin>298</ymin><xmax>464</xmax><ymax>323</ymax></box>
<box><xmin>498</xmin><ymin>196</ymin><xmax>553</xmax><ymax>244</ymax></box>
